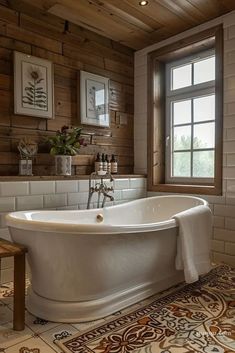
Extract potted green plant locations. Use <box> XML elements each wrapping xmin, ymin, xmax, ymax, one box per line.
<box><xmin>47</xmin><ymin>125</ymin><xmax>85</xmax><ymax>176</ymax></box>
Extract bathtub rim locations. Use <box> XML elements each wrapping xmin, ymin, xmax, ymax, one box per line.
<box><xmin>7</xmin><ymin>218</ymin><xmax>177</xmax><ymax>234</ymax></box>
<box><xmin>6</xmin><ymin>195</ymin><xmax>207</xmax><ymax>235</ymax></box>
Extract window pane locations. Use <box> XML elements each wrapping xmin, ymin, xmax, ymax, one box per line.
<box><xmin>194</xmin><ymin>56</ymin><xmax>215</xmax><ymax>85</ymax></box>
<box><xmin>173</xmin><ymin>152</ymin><xmax>191</xmax><ymax>177</ymax></box>
<box><xmin>193</xmin><ymin>123</ymin><xmax>215</xmax><ymax>149</ymax></box>
<box><xmin>174</xmin><ymin>126</ymin><xmax>191</xmax><ymax>150</ymax></box>
<box><xmin>172</xmin><ymin>64</ymin><xmax>192</xmax><ymax>90</ymax></box>
<box><xmin>173</xmin><ymin>100</ymin><xmax>191</xmax><ymax>125</ymax></box>
<box><xmin>193</xmin><ymin>151</ymin><xmax>214</xmax><ymax>177</ymax></box>
<box><xmin>194</xmin><ymin>95</ymin><xmax>215</xmax><ymax>122</ymax></box>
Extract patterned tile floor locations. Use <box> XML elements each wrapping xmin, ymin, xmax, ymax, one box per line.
<box><xmin>0</xmin><ymin>281</ymin><xmax>140</xmax><ymax>353</ymax></box>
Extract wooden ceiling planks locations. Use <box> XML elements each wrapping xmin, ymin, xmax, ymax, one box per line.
<box><xmin>9</xmin><ymin>0</ymin><xmax>235</xmax><ymax>49</ymax></box>
<box><xmin>222</xmin><ymin>0</ymin><xmax>235</xmax><ymax>10</ymax></box>
<box><xmin>98</xmin><ymin>0</ymin><xmax>163</xmax><ymax>31</ymax></box>
<box><xmin>48</xmin><ymin>0</ymin><xmax>160</xmax><ymax>47</ymax></box>
<box><xmin>186</xmin><ymin>0</ymin><xmax>234</xmax><ymax>17</ymax></box>
<box><xmin>125</xmin><ymin>0</ymin><xmax>193</xmax><ymax>32</ymax></box>
<box><xmin>153</xmin><ymin>0</ymin><xmax>208</xmax><ymax>23</ymax></box>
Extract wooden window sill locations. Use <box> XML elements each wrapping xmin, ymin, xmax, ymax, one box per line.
<box><xmin>148</xmin><ymin>183</ymin><xmax>221</xmax><ymax>195</ymax></box>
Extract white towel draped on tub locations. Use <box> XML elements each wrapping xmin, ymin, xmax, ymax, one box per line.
<box><xmin>173</xmin><ymin>205</ymin><xmax>212</xmax><ymax>283</ymax></box>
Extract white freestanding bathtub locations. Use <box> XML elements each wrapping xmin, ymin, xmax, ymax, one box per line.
<box><xmin>6</xmin><ymin>195</ymin><xmax>207</xmax><ymax>323</ymax></box>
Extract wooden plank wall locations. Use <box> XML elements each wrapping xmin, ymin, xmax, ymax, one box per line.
<box><xmin>0</xmin><ymin>1</ymin><xmax>134</xmax><ymax>175</ymax></box>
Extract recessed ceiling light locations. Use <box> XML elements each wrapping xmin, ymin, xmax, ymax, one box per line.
<box><xmin>139</xmin><ymin>0</ymin><xmax>148</xmax><ymax>6</ymax></box>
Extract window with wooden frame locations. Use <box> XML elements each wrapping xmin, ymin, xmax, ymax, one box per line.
<box><xmin>147</xmin><ymin>26</ymin><xmax>223</xmax><ymax>195</ymax></box>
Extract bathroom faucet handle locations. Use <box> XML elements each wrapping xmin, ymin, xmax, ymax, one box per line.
<box><xmin>94</xmin><ymin>185</ymin><xmax>100</xmax><ymax>192</ymax></box>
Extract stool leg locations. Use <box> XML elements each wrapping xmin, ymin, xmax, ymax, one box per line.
<box><xmin>13</xmin><ymin>253</ymin><xmax>25</xmax><ymax>331</ymax></box>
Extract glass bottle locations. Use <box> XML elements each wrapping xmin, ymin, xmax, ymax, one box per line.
<box><xmin>95</xmin><ymin>153</ymin><xmax>102</xmax><ymax>172</ymax></box>
<box><xmin>102</xmin><ymin>153</ymin><xmax>107</xmax><ymax>172</ymax></box>
<box><xmin>111</xmin><ymin>154</ymin><xmax>118</xmax><ymax>174</ymax></box>
<box><xmin>106</xmin><ymin>155</ymin><xmax>111</xmax><ymax>173</ymax></box>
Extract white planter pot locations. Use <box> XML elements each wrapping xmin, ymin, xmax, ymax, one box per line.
<box><xmin>55</xmin><ymin>155</ymin><xmax>72</xmax><ymax>176</ymax></box>
<box><xmin>19</xmin><ymin>159</ymin><xmax>33</xmax><ymax>176</ymax></box>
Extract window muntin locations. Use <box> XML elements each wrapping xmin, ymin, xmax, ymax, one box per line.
<box><xmin>166</xmin><ymin>50</ymin><xmax>215</xmax><ymax>184</ymax></box>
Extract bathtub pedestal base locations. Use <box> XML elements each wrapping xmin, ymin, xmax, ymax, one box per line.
<box><xmin>26</xmin><ymin>272</ymin><xmax>184</xmax><ymax>323</ymax></box>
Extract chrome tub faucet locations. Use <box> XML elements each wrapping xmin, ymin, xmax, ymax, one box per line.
<box><xmin>87</xmin><ymin>172</ymin><xmax>114</xmax><ymax>209</ymax></box>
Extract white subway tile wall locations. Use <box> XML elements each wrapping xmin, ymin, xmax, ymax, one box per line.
<box><xmin>135</xmin><ymin>12</ymin><xmax>235</xmax><ymax>266</ymax></box>
<box><xmin>0</xmin><ymin>177</ymin><xmax>147</xmax><ymax>282</ymax></box>
<box><xmin>0</xmin><ymin>228</ymin><xmax>10</xmax><ymax>241</ymax></box>
<box><xmin>55</xmin><ymin>180</ymin><xmax>78</xmax><ymax>193</ymax></box>
<box><xmin>0</xmin><ymin>197</ymin><xmax>15</xmax><ymax>212</ymax></box>
<box><xmin>43</xmin><ymin>194</ymin><xmax>67</xmax><ymax>208</ymax></box>
<box><xmin>122</xmin><ymin>189</ymin><xmax>146</xmax><ymax>199</ymax></box>
<box><xmin>129</xmin><ymin>178</ymin><xmax>146</xmax><ymax>189</ymax></box>
<box><xmin>113</xmin><ymin>178</ymin><xmax>129</xmax><ymax>190</ymax></box>
<box><xmin>78</xmin><ymin>180</ymin><xmax>89</xmax><ymax>192</ymax></box>
<box><xmin>0</xmin><ymin>182</ymin><xmax>29</xmax><ymax>196</ymax></box>
<box><xmin>16</xmin><ymin>195</ymin><xmax>44</xmax><ymax>211</ymax></box>
<box><xmin>29</xmin><ymin>181</ymin><xmax>55</xmax><ymax>195</ymax></box>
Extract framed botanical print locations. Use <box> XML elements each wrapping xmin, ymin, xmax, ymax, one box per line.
<box><xmin>14</xmin><ymin>51</ymin><xmax>54</xmax><ymax>119</ymax></box>
<box><xmin>80</xmin><ymin>71</ymin><xmax>109</xmax><ymax>127</ymax></box>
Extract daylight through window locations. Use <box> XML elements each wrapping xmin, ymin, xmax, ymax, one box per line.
<box><xmin>165</xmin><ymin>51</ymin><xmax>216</xmax><ymax>183</ymax></box>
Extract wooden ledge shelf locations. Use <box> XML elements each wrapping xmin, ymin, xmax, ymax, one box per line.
<box><xmin>0</xmin><ymin>174</ymin><xmax>146</xmax><ymax>182</ymax></box>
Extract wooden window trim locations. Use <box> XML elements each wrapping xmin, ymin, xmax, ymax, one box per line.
<box><xmin>147</xmin><ymin>25</ymin><xmax>223</xmax><ymax>195</ymax></box>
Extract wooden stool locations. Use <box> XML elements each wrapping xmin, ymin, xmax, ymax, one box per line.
<box><xmin>0</xmin><ymin>239</ymin><xmax>27</xmax><ymax>331</ymax></box>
